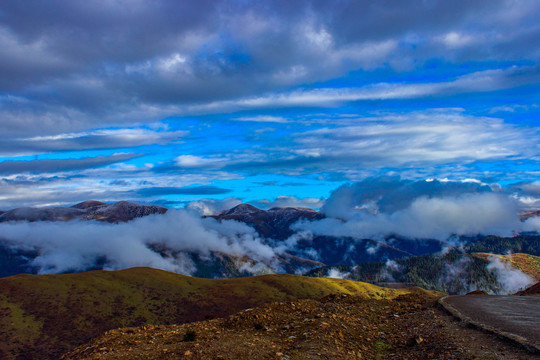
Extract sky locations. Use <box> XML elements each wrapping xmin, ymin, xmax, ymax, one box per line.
<box><xmin>1</xmin><ymin>0</ymin><xmax>540</xmax><ymax>209</ymax></box>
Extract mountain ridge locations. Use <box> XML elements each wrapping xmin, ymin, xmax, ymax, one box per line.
<box><xmin>0</xmin><ymin>200</ymin><xmax>167</xmax><ymax>223</ymax></box>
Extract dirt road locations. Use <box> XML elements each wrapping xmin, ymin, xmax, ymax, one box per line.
<box><xmin>439</xmin><ymin>295</ymin><xmax>540</xmax><ymax>353</ymax></box>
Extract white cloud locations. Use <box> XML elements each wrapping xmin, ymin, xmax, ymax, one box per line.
<box><xmin>326</xmin><ymin>268</ymin><xmax>349</xmax><ymax>279</ymax></box>
<box><xmin>174</xmin><ymin>155</ymin><xmax>231</xmax><ymax>170</ymax></box>
<box><xmin>487</xmin><ymin>255</ymin><xmax>533</xmax><ymax>294</ymax></box>
<box><xmin>189</xmin><ymin>66</ymin><xmax>540</xmax><ymax>113</ymax></box>
<box><xmin>158</xmin><ymin>53</ymin><xmax>188</xmax><ymax>72</ymax></box>
<box><xmin>288</xmin><ymin>112</ymin><xmax>539</xmax><ymax>169</ymax></box>
<box><xmin>294</xmin><ymin>177</ymin><xmax>526</xmax><ymax>241</ymax></box>
<box><xmin>440</xmin><ymin>32</ymin><xmax>478</xmax><ymax>48</ymax></box>
<box><xmin>0</xmin><ymin>209</ymin><xmax>277</xmax><ymax>275</ymax></box>
<box><xmin>186</xmin><ymin>198</ymin><xmax>242</xmax><ymax>216</ymax></box>
<box><xmin>256</xmin><ymin>195</ymin><xmax>324</xmax><ymax>210</ymax></box>
<box><xmin>298</xmin><ymin>192</ymin><xmax>521</xmax><ymax>241</ymax></box>
<box><xmin>232</xmin><ymin>115</ymin><xmax>289</xmax><ymax>123</ymax></box>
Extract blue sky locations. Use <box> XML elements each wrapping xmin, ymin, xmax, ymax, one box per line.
<box><xmin>1</xmin><ymin>0</ymin><xmax>540</xmax><ymax>209</ymax></box>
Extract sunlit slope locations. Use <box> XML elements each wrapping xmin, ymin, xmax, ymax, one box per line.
<box><xmin>471</xmin><ymin>252</ymin><xmax>540</xmax><ymax>281</ymax></box>
<box><xmin>0</xmin><ymin>267</ymin><xmax>440</xmax><ymax>360</ymax></box>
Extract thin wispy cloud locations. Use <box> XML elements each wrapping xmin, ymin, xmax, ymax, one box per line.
<box><xmin>0</xmin><ymin>127</ymin><xmax>188</xmax><ymax>156</ymax></box>
<box><xmin>0</xmin><ymin>153</ymin><xmax>141</xmax><ymax>175</ymax></box>
<box><xmin>189</xmin><ymin>66</ymin><xmax>540</xmax><ymax>113</ymax></box>
<box><xmin>222</xmin><ymin>112</ymin><xmax>540</xmax><ymax>176</ymax></box>
<box><xmin>232</xmin><ymin>115</ymin><xmax>289</xmax><ymax>123</ymax></box>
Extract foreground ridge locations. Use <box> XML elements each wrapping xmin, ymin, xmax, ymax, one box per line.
<box><xmin>0</xmin><ymin>268</ymin><xmax>433</xmax><ymax>360</ymax></box>
<box><xmin>66</xmin><ymin>293</ymin><xmax>534</xmax><ymax>360</ymax></box>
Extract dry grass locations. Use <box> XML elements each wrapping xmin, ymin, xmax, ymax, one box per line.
<box><xmin>0</xmin><ymin>267</ymin><xmax>439</xmax><ymax>359</ymax></box>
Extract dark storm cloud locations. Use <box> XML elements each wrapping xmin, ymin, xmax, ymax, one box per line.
<box><xmin>0</xmin><ymin>153</ymin><xmax>140</xmax><ymax>175</ymax></box>
<box><xmin>0</xmin><ymin>1</ymin><xmax>219</xmax><ymax>89</ymax></box>
<box><xmin>1</xmin><ymin>0</ymin><xmax>539</xmax><ymax>135</ymax></box>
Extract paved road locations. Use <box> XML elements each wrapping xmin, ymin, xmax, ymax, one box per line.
<box><xmin>439</xmin><ymin>295</ymin><xmax>540</xmax><ymax>353</ymax></box>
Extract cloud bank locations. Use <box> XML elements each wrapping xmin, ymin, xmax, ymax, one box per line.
<box><xmin>294</xmin><ymin>177</ymin><xmax>535</xmax><ymax>241</ymax></box>
<box><xmin>0</xmin><ymin>209</ymin><xmax>277</xmax><ymax>275</ymax></box>
<box><xmin>1</xmin><ymin>177</ymin><xmax>540</xmax><ymax>277</ymax></box>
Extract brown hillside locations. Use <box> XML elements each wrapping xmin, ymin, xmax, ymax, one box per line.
<box><xmin>66</xmin><ymin>293</ymin><xmax>533</xmax><ymax>360</ymax></box>
<box><xmin>0</xmin><ymin>268</ymin><xmax>438</xmax><ymax>360</ymax></box>
<box><xmin>515</xmin><ymin>281</ymin><xmax>540</xmax><ymax>296</ymax></box>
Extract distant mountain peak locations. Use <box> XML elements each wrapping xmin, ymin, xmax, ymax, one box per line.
<box><xmin>221</xmin><ymin>203</ymin><xmax>262</xmax><ymax>216</ymax></box>
<box><xmin>214</xmin><ymin>203</ymin><xmax>323</xmax><ymax>240</ymax></box>
<box><xmin>91</xmin><ymin>201</ymin><xmax>167</xmax><ymax>222</ymax></box>
<box><xmin>71</xmin><ymin>200</ymin><xmax>107</xmax><ymax>209</ymax></box>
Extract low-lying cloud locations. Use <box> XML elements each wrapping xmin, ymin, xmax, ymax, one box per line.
<box><xmin>2</xmin><ymin>177</ymin><xmax>540</xmax><ymax>278</ymax></box>
<box><xmin>487</xmin><ymin>255</ymin><xmax>533</xmax><ymax>294</ymax></box>
<box><xmin>294</xmin><ymin>177</ymin><xmax>535</xmax><ymax>241</ymax></box>
<box><xmin>0</xmin><ymin>209</ymin><xmax>277</xmax><ymax>275</ymax></box>
<box><xmin>186</xmin><ymin>198</ymin><xmax>242</xmax><ymax>216</ymax></box>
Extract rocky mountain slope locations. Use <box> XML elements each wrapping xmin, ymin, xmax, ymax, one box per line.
<box><xmin>0</xmin><ymin>200</ymin><xmax>167</xmax><ymax>223</ymax></box>
<box><xmin>0</xmin><ymin>268</ymin><xmax>431</xmax><ymax>360</ymax></box>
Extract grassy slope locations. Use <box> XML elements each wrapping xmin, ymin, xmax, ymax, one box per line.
<box><xmin>0</xmin><ymin>267</ymin><xmax>439</xmax><ymax>360</ymax></box>
<box><xmin>471</xmin><ymin>252</ymin><xmax>540</xmax><ymax>281</ymax></box>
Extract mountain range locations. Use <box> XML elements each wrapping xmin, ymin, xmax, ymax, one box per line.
<box><xmin>0</xmin><ymin>201</ymin><xmax>539</xmax><ymax>295</ymax></box>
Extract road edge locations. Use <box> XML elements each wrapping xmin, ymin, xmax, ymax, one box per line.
<box><xmin>438</xmin><ymin>296</ymin><xmax>540</xmax><ymax>354</ymax></box>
